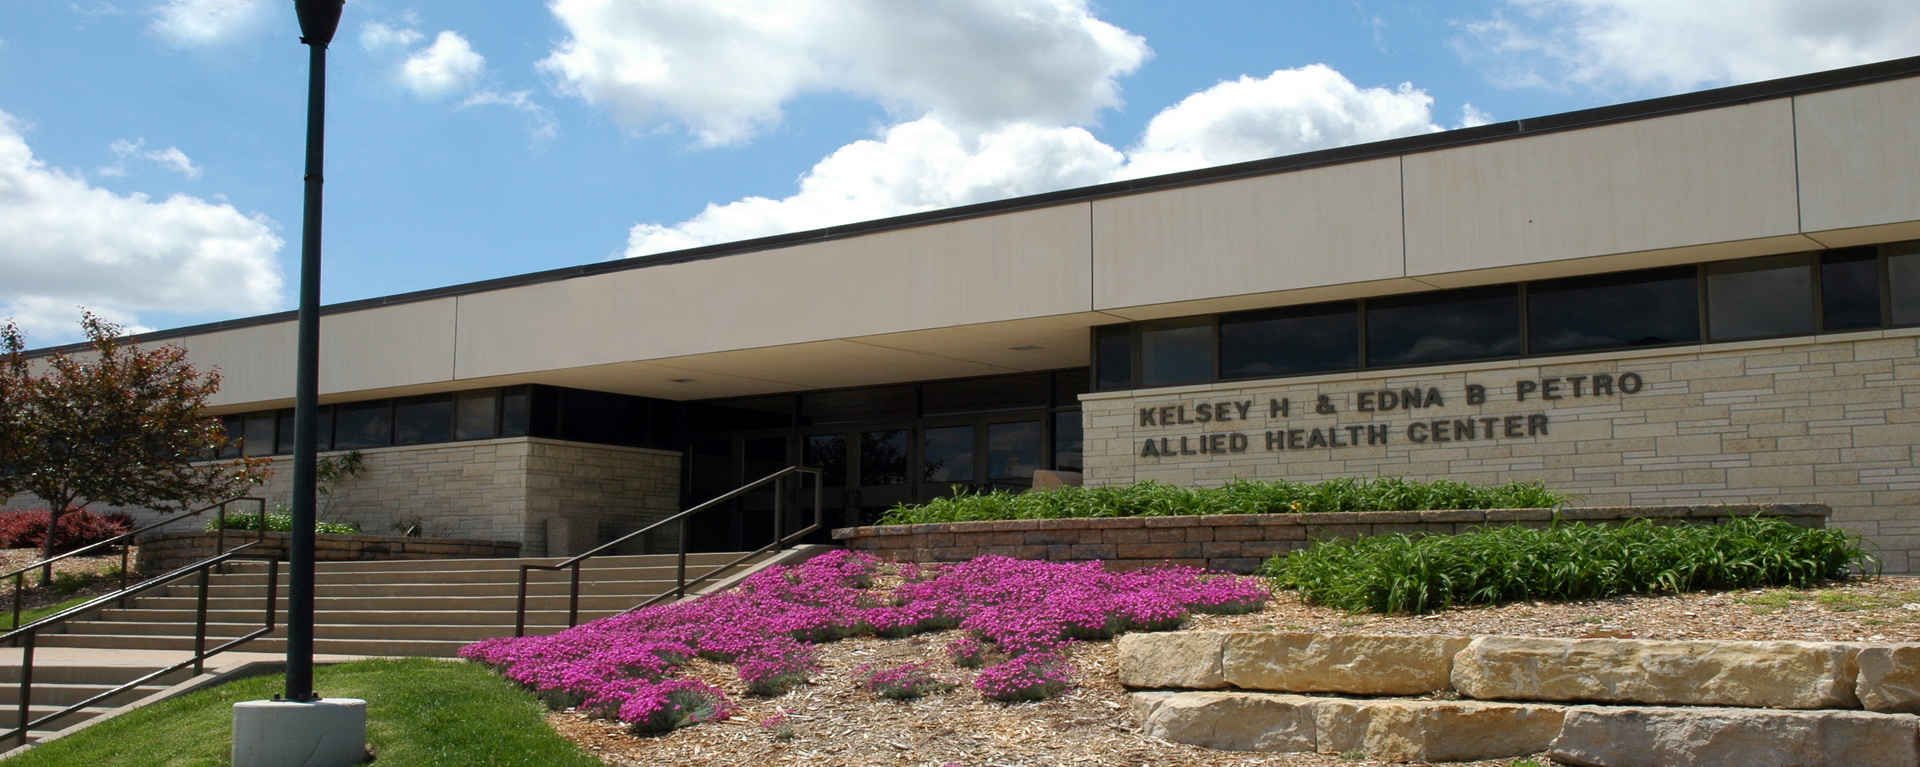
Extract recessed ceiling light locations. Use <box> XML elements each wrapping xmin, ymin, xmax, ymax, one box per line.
<box><xmin>668</xmin><ymin>378</ymin><xmax>695</xmax><ymax>383</ymax></box>
<box><xmin>1009</xmin><ymin>345</ymin><xmax>1043</xmax><ymax>351</ymax></box>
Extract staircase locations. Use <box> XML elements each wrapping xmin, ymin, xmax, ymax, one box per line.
<box><xmin>30</xmin><ymin>550</ymin><xmax>790</xmax><ymax>658</ymax></box>
<box><xmin>0</xmin><ymin>547</ymin><xmax>810</xmax><ymax>749</ymax></box>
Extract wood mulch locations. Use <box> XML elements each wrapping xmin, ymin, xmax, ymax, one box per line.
<box><xmin>545</xmin><ymin>575</ymin><xmax>1920</xmax><ymax>767</ymax></box>
<box><xmin>0</xmin><ymin>547</ymin><xmax>134</xmax><ymax>610</ymax></box>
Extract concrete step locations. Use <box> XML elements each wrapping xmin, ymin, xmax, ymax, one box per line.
<box><xmin>0</xmin><ymin>704</ymin><xmax>116</xmax><ymax>731</ymax></box>
<box><xmin>128</xmin><ymin>593</ymin><xmax>654</xmax><ymax>612</ymax></box>
<box><xmin>95</xmin><ymin>607</ymin><xmax>602</xmax><ymax>627</ymax></box>
<box><xmin>217</xmin><ymin>551</ymin><xmax>765</xmax><ymax>576</ymax></box>
<box><xmin>163</xmin><ymin>579</ymin><xmax>682</xmax><ymax>599</ymax></box>
<box><xmin>207</xmin><ymin>562</ymin><xmax>745</xmax><ymax>586</ymax></box>
<box><xmin>55</xmin><ymin>621</ymin><xmax>554</xmax><ymax>643</ymax></box>
<box><xmin>0</xmin><ymin>664</ymin><xmax>188</xmax><ymax>688</ymax></box>
<box><xmin>0</xmin><ymin>681</ymin><xmax>170</xmax><ymax>708</ymax></box>
<box><xmin>35</xmin><ymin>633</ymin><xmax>470</xmax><ymax>657</ymax></box>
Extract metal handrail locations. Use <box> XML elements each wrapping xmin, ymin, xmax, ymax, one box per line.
<box><xmin>515</xmin><ymin>466</ymin><xmax>823</xmax><ymax>637</ymax></box>
<box><xmin>1</xmin><ymin>542</ymin><xmax>279</xmax><ymax>748</ymax></box>
<box><xmin>4</xmin><ymin>497</ymin><xmax>267</xmax><ymax>630</ymax></box>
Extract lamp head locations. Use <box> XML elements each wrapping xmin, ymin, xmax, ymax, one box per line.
<box><xmin>295</xmin><ymin>0</ymin><xmax>345</xmax><ymax>46</ymax></box>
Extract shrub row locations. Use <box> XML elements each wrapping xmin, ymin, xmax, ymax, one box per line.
<box><xmin>0</xmin><ymin>509</ymin><xmax>135</xmax><ymax>554</ymax></box>
<box><xmin>877</xmin><ymin>477</ymin><xmax>1571</xmax><ymax>526</ymax></box>
<box><xmin>1266</xmin><ymin>516</ymin><xmax>1874</xmax><ymax>614</ymax></box>
<box><xmin>204</xmin><ymin>511</ymin><xmax>359</xmax><ymax>535</ymax></box>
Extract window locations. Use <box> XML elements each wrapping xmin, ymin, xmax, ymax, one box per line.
<box><xmin>1528</xmin><ymin>267</ymin><xmax>1699</xmax><ymax>354</ymax></box>
<box><xmin>923</xmin><ymin>375</ymin><xmax>1047</xmax><ymax>415</ymax></box>
<box><xmin>453</xmin><ymin>391</ymin><xmax>497</xmax><ymax>440</ymax></box>
<box><xmin>803</xmin><ymin>386</ymin><xmax>914</xmax><ymax>424</ymax></box>
<box><xmin>393</xmin><ymin>395</ymin><xmax>454</xmax><ymax>446</ymax></box>
<box><xmin>1707</xmin><ymin>254</ymin><xmax>1814</xmax><ymax>340</ymax></box>
<box><xmin>1093</xmin><ymin>325</ymin><xmax>1133</xmax><ymax>390</ymax></box>
<box><xmin>274</xmin><ymin>409</ymin><xmax>297</xmax><ymax>455</ymax></box>
<box><xmin>1890</xmin><ymin>241</ymin><xmax>1920</xmax><ymax>326</ymax></box>
<box><xmin>1138</xmin><ymin>317</ymin><xmax>1213</xmax><ymax>387</ymax></box>
<box><xmin>332</xmin><ymin>401</ymin><xmax>392</xmax><ymax>450</ymax></box>
<box><xmin>988</xmin><ymin>421</ymin><xmax>1042</xmax><ymax>481</ymax></box>
<box><xmin>499</xmin><ymin>387</ymin><xmax>531</xmax><ymax>436</ymax></box>
<box><xmin>240</xmin><ymin>412</ymin><xmax>277</xmax><ymax>458</ymax></box>
<box><xmin>1219</xmin><ymin>302</ymin><xmax>1359</xmax><ymax>379</ymax></box>
<box><xmin>1052</xmin><ymin>411</ymin><xmax>1083</xmax><ymax>473</ymax></box>
<box><xmin>922</xmin><ymin>426</ymin><xmax>974</xmax><ymax>483</ymax></box>
<box><xmin>804</xmin><ymin>434</ymin><xmax>848</xmax><ymax>487</ymax></box>
<box><xmin>1821</xmin><ymin>248</ymin><xmax>1883</xmax><ymax>331</ymax></box>
<box><xmin>1368</xmin><ymin>285</ymin><xmax>1521</xmax><ymax>367</ymax></box>
<box><xmin>859</xmin><ymin>430</ymin><xmax>908</xmax><ymax>486</ymax></box>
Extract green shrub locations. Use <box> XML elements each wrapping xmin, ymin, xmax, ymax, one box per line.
<box><xmin>1266</xmin><ymin>516</ymin><xmax>1875</xmax><ymax>615</ymax></box>
<box><xmin>876</xmin><ymin>477</ymin><xmax>1570</xmax><ymax>526</ymax></box>
<box><xmin>205</xmin><ymin>510</ymin><xmax>359</xmax><ymax>535</ymax></box>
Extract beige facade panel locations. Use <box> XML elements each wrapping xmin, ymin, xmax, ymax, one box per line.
<box><xmin>1797</xmin><ymin>77</ymin><xmax>1920</xmax><ymax>236</ymax></box>
<box><xmin>904</xmin><ymin>203</ymin><xmax>1093</xmax><ymax>327</ymax></box>
<box><xmin>639</xmin><ymin>339</ymin><xmax>1020</xmax><ymax>392</ymax></box>
<box><xmin>185</xmin><ymin>322</ymin><xmax>297</xmax><ymax>409</ymax></box>
<box><xmin>1403</xmin><ymin>100</ymin><xmax>1801</xmax><ymax>277</ymax></box>
<box><xmin>454</xmin><ymin>207</ymin><xmax>1092</xmax><ymax>383</ymax></box>
<box><xmin>1090</xmin><ymin>158</ymin><xmax>1406</xmax><ymax>311</ymax></box>
<box><xmin>318</xmin><ymin>298</ymin><xmax>458</xmax><ymax>396</ymax></box>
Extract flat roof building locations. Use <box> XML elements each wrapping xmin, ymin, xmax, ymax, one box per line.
<box><xmin>17</xmin><ymin>56</ymin><xmax>1920</xmax><ymax>569</ymax></box>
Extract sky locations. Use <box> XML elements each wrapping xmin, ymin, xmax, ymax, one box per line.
<box><xmin>2</xmin><ymin>0</ymin><xmax>1918</xmax><ymax>346</ymax></box>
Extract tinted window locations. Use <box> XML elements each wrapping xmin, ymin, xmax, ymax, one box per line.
<box><xmin>1219</xmin><ymin>302</ymin><xmax>1359</xmax><ymax>379</ymax></box>
<box><xmin>1094</xmin><ymin>325</ymin><xmax>1133</xmax><ymax>390</ymax></box>
<box><xmin>804</xmin><ymin>434</ymin><xmax>847</xmax><ymax>487</ymax></box>
<box><xmin>499</xmin><ymin>387</ymin><xmax>531</xmax><ymax>436</ymax></box>
<box><xmin>1367</xmin><ymin>286</ymin><xmax>1521</xmax><ymax>367</ymax></box>
<box><xmin>454</xmin><ymin>391</ymin><xmax>497</xmax><ymax>440</ymax></box>
<box><xmin>333</xmin><ymin>402</ymin><xmax>391</xmax><ymax>449</ymax></box>
<box><xmin>690</xmin><ymin>396</ymin><xmax>792</xmax><ymax>432</ymax></box>
<box><xmin>859</xmin><ymin>430</ymin><xmax>908</xmax><ymax>486</ymax></box>
<box><xmin>1821</xmin><ymin>248</ymin><xmax>1882</xmax><ymax>331</ymax></box>
<box><xmin>803</xmin><ymin>386</ymin><xmax>914</xmax><ymax>424</ymax></box>
<box><xmin>275</xmin><ymin>409</ymin><xmax>297</xmax><ymax>455</ymax></box>
<box><xmin>557</xmin><ymin>389</ymin><xmax>645</xmax><ymax>445</ymax></box>
<box><xmin>1138</xmin><ymin>317</ymin><xmax>1213</xmax><ymax>387</ymax></box>
<box><xmin>988</xmin><ymin>421</ymin><xmax>1043</xmax><ymax>480</ymax></box>
<box><xmin>1053</xmin><ymin>411</ymin><xmax>1083</xmax><ymax>473</ymax></box>
<box><xmin>393</xmin><ymin>396</ymin><xmax>453</xmax><ymax>446</ymax></box>
<box><xmin>219</xmin><ymin>415</ymin><xmax>244</xmax><ymax>459</ymax></box>
<box><xmin>922</xmin><ymin>374</ymin><xmax>1047</xmax><ymax>415</ymax></box>
<box><xmin>241</xmin><ymin>413</ymin><xmax>276</xmax><ymax>457</ymax></box>
<box><xmin>1707</xmin><ymin>254</ymin><xmax>1813</xmax><ymax>340</ymax></box>
<box><xmin>923</xmin><ymin>426</ymin><xmax>975</xmax><ymax>483</ymax></box>
<box><xmin>1528</xmin><ymin>267</ymin><xmax>1699</xmax><ymax>354</ymax></box>
<box><xmin>1051</xmin><ymin>369</ymin><xmax>1089</xmax><ymax>407</ymax></box>
<box><xmin>1890</xmin><ymin>242</ymin><xmax>1920</xmax><ymax>326</ymax></box>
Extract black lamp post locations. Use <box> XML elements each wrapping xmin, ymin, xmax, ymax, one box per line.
<box><xmin>288</xmin><ymin>0</ymin><xmax>343</xmax><ymax>703</ymax></box>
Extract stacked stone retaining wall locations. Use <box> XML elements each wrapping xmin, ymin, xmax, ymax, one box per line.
<box><xmin>1123</xmin><ymin>631</ymin><xmax>1920</xmax><ymax>765</ymax></box>
<box><xmin>136</xmin><ymin>530</ymin><xmax>520</xmax><ymax>573</ymax></box>
<box><xmin>834</xmin><ymin>503</ymin><xmax>1829</xmax><ymax>573</ymax></box>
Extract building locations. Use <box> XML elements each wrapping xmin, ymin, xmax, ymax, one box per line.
<box><xmin>14</xmin><ymin>56</ymin><xmax>1920</xmax><ymax>569</ymax></box>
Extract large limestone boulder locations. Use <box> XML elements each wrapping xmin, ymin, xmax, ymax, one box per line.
<box><xmin>1551</xmin><ymin>706</ymin><xmax>1920</xmax><ymax>767</ymax></box>
<box><xmin>1858</xmin><ymin>645</ymin><xmax>1920</xmax><ymax>714</ymax></box>
<box><xmin>1312</xmin><ymin>698</ymin><xmax>1565</xmax><ymax>763</ymax></box>
<box><xmin>1222</xmin><ymin>632</ymin><xmax>1471</xmax><ymax>695</ymax></box>
<box><xmin>1131</xmin><ymin>691</ymin><xmax>1317</xmax><ymax>752</ymax></box>
<box><xmin>1117</xmin><ymin>632</ymin><xmax>1227</xmax><ymax>689</ymax></box>
<box><xmin>1451</xmin><ymin>636</ymin><xmax>1858</xmax><ymax>709</ymax></box>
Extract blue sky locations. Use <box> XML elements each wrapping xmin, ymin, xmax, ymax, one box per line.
<box><xmin>3</xmin><ymin>0</ymin><xmax>1918</xmax><ymax>345</ymax></box>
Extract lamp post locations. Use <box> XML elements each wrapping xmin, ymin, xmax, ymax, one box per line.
<box><xmin>286</xmin><ymin>0</ymin><xmax>342</xmax><ymax>705</ymax></box>
<box><xmin>232</xmin><ymin>7</ymin><xmax>363</xmax><ymax>765</ymax></box>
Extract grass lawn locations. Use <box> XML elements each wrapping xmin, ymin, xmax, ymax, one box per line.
<box><xmin>0</xmin><ymin>594</ymin><xmax>105</xmax><ymax>631</ymax></box>
<box><xmin>7</xmin><ymin>658</ymin><xmax>604</xmax><ymax>767</ymax></box>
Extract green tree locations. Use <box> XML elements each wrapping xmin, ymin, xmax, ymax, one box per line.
<box><xmin>0</xmin><ymin>313</ymin><xmax>271</xmax><ymax>582</ymax></box>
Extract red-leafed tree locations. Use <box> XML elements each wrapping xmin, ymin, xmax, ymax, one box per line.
<box><xmin>0</xmin><ymin>313</ymin><xmax>272</xmax><ymax>582</ymax></box>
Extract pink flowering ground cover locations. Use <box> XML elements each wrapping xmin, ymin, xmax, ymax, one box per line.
<box><xmin>461</xmin><ymin>550</ymin><xmax>1266</xmax><ymax>732</ymax></box>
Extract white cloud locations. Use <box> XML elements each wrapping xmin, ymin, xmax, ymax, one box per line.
<box><xmin>400</xmin><ymin>31</ymin><xmax>486</xmax><ymax>100</ymax></box>
<box><xmin>462</xmin><ymin>90</ymin><xmax>560</xmax><ymax>143</ymax></box>
<box><xmin>541</xmin><ymin>0</ymin><xmax>1150</xmax><ymax>146</ymax></box>
<box><xmin>1459</xmin><ymin>0</ymin><xmax>1920</xmax><ymax>95</ymax></box>
<box><xmin>627</xmin><ymin>65</ymin><xmax>1451</xmax><ymax>257</ymax></box>
<box><xmin>1123</xmin><ymin>65</ymin><xmax>1442</xmax><ymax>179</ymax></box>
<box><xmin>358</xmin><ymin>21</ymin><xmax>424</xmax><ymax>54</ymax></box>
<box><xmin>148</xmin><ymin>0</ymin><xmax>269</xmax><ymax>48</ymax></box>
<box><xmin>627</xmin><ymin>116</ymin><xmax>1123</xmax><ymax>255</ymax></box>
<box><xmin>101</xmin><ymin>138</ymin><xmax>203</xmax><ymax>179</ymax></box>
<box><xmin>0</xmin><ymin>112</ymin><xmax>283</xmax><ymax>341</ymax></box>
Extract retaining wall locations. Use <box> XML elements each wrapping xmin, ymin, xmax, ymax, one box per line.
<box><xmin>833</xmin><ymin>503</ymin><xmax>1830</xmax><ymax>573</ymax></box>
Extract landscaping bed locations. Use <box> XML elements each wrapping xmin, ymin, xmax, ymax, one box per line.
<box><xmin>543</xmin><ymin>576</ymin><xmax>1920</xmax><ymax>767</ymax></box>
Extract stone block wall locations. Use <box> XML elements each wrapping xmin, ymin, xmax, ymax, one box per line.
<box><xmin>832</xmin><ymin>504</ymin><xmax>1827</xmax><ymax>574</ymax></box>
<box><xmin>1081</xmin><ymin>328</ymin><xmax>1920</xmax><ymax>571</ymax></box>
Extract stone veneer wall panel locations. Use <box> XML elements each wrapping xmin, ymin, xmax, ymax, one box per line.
<box><xmin>1079</xmin><ymin>329</ymin><xmax>1920</xmax><ymax>571</ymax></box>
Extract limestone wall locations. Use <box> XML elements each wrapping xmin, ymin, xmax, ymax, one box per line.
<box><xmin>1081</xmin><ymin>329</ymin><xmax>1920</xmax><ymax>571</ymax></box>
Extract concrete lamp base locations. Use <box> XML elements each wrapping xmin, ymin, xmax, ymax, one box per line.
<box><xmin>232</xmin><ymin>698</ymin><xmax>368</xmax><ymax>767</ymax></box>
